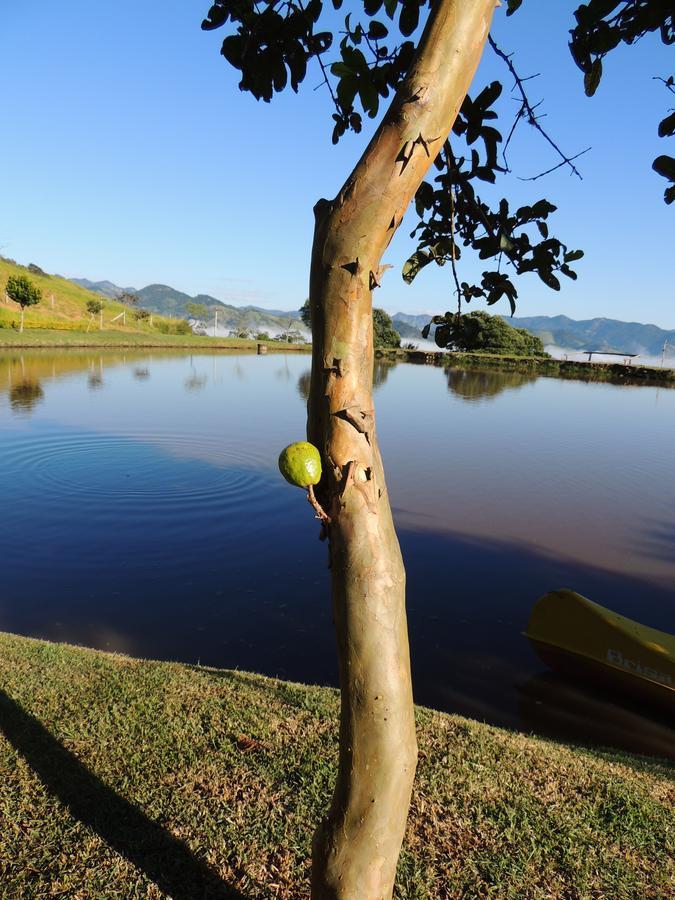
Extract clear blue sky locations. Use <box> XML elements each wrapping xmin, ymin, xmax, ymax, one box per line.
<box><xmin>1</xmin><ymin>1</ymin><xmax>673</xmax><ymax>326</ymax></box>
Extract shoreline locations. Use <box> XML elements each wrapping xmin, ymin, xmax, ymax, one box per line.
<box><xmin>0</xmin><ymin>329</ymin><xmax>309</xmax><ymax>353</ymax></box>
<box><xmin>380</xmin><ymin>347</ymin><xmax>675</xmax><ymax>388</ymax></box>
<box><xmin>2</xmin><ymin>329</ymin><xmax>674</xmax><ymax>388</ymax></box>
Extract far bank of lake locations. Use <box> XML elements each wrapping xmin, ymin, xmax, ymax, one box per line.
<box><xmin>3</xmin><ymin>326</ymin><xmax>674</xmax><ymax>388</ymax></box>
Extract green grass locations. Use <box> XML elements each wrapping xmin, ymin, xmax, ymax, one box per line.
<box><xmin>0</xmin><ymin>327</ymin><xmax>308</xmax><ymax>351</ymax></box>
<box><xmin>0</xmin><ymin>633</ymin><xmax>672</xmax><ymax>898</ymax></box>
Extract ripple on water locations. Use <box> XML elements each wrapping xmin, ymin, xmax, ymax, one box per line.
<box><xmin>1</xmin><ymin>429</ymin><xmax>276</xmax><ymax>520</ymax></box>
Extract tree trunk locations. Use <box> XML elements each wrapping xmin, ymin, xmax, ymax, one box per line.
<box><xmin>20</xmin><ymin>307</ymin><xmax>24</xmax><ymax>333</ymax></box>
<box><xmin>308</xmin><ymin>2</ymin><xmax>495</xmax><ymax>897</ymax></box>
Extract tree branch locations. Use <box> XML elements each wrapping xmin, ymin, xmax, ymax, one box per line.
<box><xmin>489</xmin><ymin>35</ymin><xmax>587</xmax><ymax>180</ymax></box>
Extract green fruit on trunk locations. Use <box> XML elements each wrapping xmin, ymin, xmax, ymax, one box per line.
<box><xmin>278</xmin><ymin>441</ymin><xmax>322</xmax><ymax>488</ymax></box>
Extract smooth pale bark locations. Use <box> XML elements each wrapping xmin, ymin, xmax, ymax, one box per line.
<box><xmin>307</xmin><ymin>1</ymin><xmax>496</xmax><ymax>897</ymax></box>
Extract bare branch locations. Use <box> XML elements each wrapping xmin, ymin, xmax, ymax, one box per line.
<box><xmin>489</xmin><ymin>35</ymin><xmax>587</xmax><ymax>181</ymax></box>
<box><xmin>518</xmin><ymin>148</ymin><xmax>592</xmax><ymax>182</ymax></box>
<box><xmin>653</xmin><ymin>75</ymin><xmax>675</xmax><ymax>95</ymax></box>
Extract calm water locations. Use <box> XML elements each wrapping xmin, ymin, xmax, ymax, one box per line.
<box><xmin>1</xmin><ymin>350</ymin><xmax>674</xmax><ymax>757</ymax></box>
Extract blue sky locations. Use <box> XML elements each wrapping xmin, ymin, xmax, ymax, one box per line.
<box><xmin>1</xmin><ymin>1</ymin><xmax>673</xmax><ymax>326</ymax></box>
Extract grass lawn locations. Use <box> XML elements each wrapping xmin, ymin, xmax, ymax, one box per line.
<box><xmin>0</xmin><ymin>632</ymin><xmax>672</xmax><ymax>898</ymax></box>
<box><xmin>0</xmin><ymin>328</ymin><xmax>308</xmax><ymax>352</ymax></box>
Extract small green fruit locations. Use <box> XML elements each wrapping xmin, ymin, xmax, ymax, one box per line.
<box><xmin>278</xmin><ymin>441</ymin><xmax>322</xmax><ymax>488</ymax></box>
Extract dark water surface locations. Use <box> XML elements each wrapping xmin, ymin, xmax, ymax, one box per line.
<box><xmin>1</xmin><ymin>350</ymin><xmax>673</xmax><ymax>757</ymax></box>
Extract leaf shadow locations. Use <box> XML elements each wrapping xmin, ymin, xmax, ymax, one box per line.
<box><xmin>0</xmin><ymin>689</ymin><xmax>248</xmax><ymax>899</ymax></box>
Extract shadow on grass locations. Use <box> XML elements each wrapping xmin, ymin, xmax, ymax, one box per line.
<box><xmin>0</xmin><ymin>690</ymin><xmax>247</xmax><ymax>899</ymax></box>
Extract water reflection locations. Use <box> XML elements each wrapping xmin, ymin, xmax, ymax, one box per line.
<box><xmin>446</xmin><ymin>367</ymin><xmax>537</xmax><ymax>401</ymax></box>
<box><xmin>9</xmin><ymin>379</ymin><xmax>44</xmax><ymax>414</ymax></box>
<box><xmin>184</xmin><ymin>374</ymin><xmax>207</xmax><ymax>392</ymax></box>
<box><xmin>297</xmin><ymin>370</ymin><xmax>311</xmax><ymax>401</ymax></box>
<box><xmin>518</xmin><ymin>674</ymin><xmax>675</xmax><ymax>759</ymax></box>
<box><xmin>373</xmin><ymin>359</ymin><xmax>394</xmax><ymax>389</ymax></box>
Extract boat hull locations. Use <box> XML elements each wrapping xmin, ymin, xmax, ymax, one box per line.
<box><xmin>524</xmin><ymin>590</ymin><xmax>675</xmax><ymax>716</ymax></box>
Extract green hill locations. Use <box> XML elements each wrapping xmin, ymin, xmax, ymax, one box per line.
<box><xmin>0</xmin><ymin>258</ymin><xmax>187</xmax><ymax>336</ymax></box>
<box><xmin>71</xmin><ymin>277</ymin><xmax>308</xmax><ymax>337</ymax></box>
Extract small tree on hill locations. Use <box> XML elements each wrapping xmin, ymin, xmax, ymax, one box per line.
<box><xmin>186</xmin><ymin>301</ymin><xmax>209</xmax><ymax>322</ymax></box>
<box><xmin>6</xmin><ymin>274</ymin><xmax>41</xmax><ymax>333</ymax></box>
<box><xmin>117</xmin><ymin>290</ymin><xmax>139</xmax><ymax>306</ymax></box>
<box><xmin>86</xmin><ymin>298</ymin><xmax>105</xmax><ymax>330</ymax></box>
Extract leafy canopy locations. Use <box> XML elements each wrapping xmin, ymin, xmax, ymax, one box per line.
<box><xmin>373</xmin><ymin>308</ymin><xmax>401</xmax><ymax>348</ymax></box>
<box><xmin>427</xmin><ymin>309</ymin><xmax>547</xmax><ymax>357</ymax></box>
<box><xmin>86</xmin><ymin>299</ymin><xmax>104</xmax><ymax>315</ymax></box>
<box><xmin>204</xmin><ymin>0</ymin><xmax>672</xmax><ymax>318</ymax></box>
<box><xmin>6</xmin><ymin>275</ymin><xmax>42</xmax><ymax>309</ymax></box>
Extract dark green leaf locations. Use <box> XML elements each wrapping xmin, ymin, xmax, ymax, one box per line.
<box><xmin>564</xmin><ymin>249</ymin><xmax>584</xmax><ymax>262</ymax></box>
<box><xmin>402</xmin><ymin>249</ymin><xmax>432</xmax><ymax>284</ymax></box>
<box><xmin>584</xmin><ymin>57</ymin><xmax>603</xmax><ymax>96</ymax></box>
<box><xmin>474</xmin><ymin>81</ymin><xmax>502</xmax><ymax>111</ymax></box>
<box><xmin>399</xmin><ymin>2</ymin><xmax>419</xmax><ymax>38</ymax></box>
<box><xmin>541</xmin><ymin>271</ymin><xmax>561</xmax><ymax>291</ymax></box>
<box><xmin>434</xmin><ymin>324</ymin><xmax>450</xmax><ymax>348</ymax></box>
<box><xmin>653</xmin><ymin>155</ymin><xmax>675</xmax><ymax>181</ymax></box>
<box><xmin>658</xmin><ymin>111</ymin><xmax>675</xmax><ymax>138</ymax></box>
<box><xmin>383</xmin><ymin>0</ymin><xmax>398</xmax><ymax>19</ymax></box>
<box><xmin>367</xmin><ymin>20</ymin><xmax>388</xmax><ymax>40</ymax></box>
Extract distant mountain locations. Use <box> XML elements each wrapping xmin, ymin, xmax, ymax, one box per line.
<box><xmin>133</xmin><ymin>284</ymin><xmax>225</xmax><ymax>316</ymax></box>
<box><xmin>392</xmin><ymin>312</ymin><xmax>434</xmax><ymax>331</ymax></box>
<box><xmin>71</xmin><ymin>275</ymin><xmax>674</xmax><ymax>355</ymax></box>
<box><xmin>392</xmin><ymin>319</ymin><xmax>423</xmax><ymax>340</ymax></box>
<box><xmin>392</xmin><ymin>312</ymin><xmax>675</xmax><ymax>356</ymax></box>
<box><xmin>69</xmin><ymin>276</ymin><xmax>307</xmax><ymax>337</ymax></box>
<box><xmin>509</xmin><ymin>315</ymin><xmax>675</xmax><ymax>356</ymax></box>
<box><xmin>70</xmin><ymin>278</ymin><xmax>137</xmax><ymax>299</ymax></box>
<box><xmin>240</xmin><ymin>304</ymin><xmax>301</xmax><ymax>319</ymax></box>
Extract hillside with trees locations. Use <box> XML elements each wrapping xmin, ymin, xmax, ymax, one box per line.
<box><xmin>0</xmin><ymin>258</ymin><xmax>189</xmax><ymax>336</ymax></box>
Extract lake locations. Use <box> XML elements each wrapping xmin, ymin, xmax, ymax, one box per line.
<box><xmin>1</xmin><ymin>349</ymin><xmax>673</xmax><ymax>757</ymax></box>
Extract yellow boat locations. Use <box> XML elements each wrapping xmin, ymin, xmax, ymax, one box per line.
<box><xmin>524</xmin><ymin>590</ymin><xmax>675</xmax><ymax>714</ymax></box>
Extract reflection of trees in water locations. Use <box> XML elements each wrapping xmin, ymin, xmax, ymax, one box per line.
<box><xmin>9</xmin><ymin>379</ymin><xmax>44</xmax><ymax>414</ymax></box>
<box><xmin>446</xmin><ymin>367</ymin><xmax>537</xmax><ymax>401</ymax></box>
<box><xmin>297</xmin><ymin>361</ymin><xmax>396</xmax><ymax>401</ymax></box>
<box><xmin>276</xmin><ymin>358</ymin><xmax>292</xmax><ymax>381</ymax></box>
<box><xmin>185</xmin><ymin>375</ymin><xmax>207</xmax><ymax>392</ymax></box>
<box><xmin>297</xmin><ymin>370</ymin><xmax>311</xmax><ymax>401</ymax></box>
<box><xmin>373</xmin><ymin>360</ymin><xmax>395</xmax><ymax>390</ymax></box>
